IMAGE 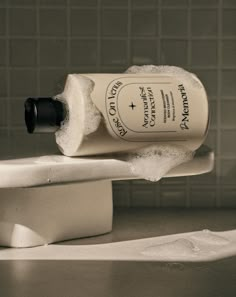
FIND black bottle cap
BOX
[24,97,66,133]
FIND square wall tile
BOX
[39,0,67,5]
[209,100,217,128]
[71,9,97,36]
[131,9,157,36]
[223,9,236,36]
[101,39,127,66]
[9,98,25,127]
[10,39,37,66]
[100,66,127,73]
[161,40,188,66]
[9,0,37,5]
[222,41,236,67]
[161,188,186,207]
[71,0,97,6]
[191,40,217,66]
[102,9,128,36]
[191,0,218,6]
[113,184,130,207]
[39,9,67,36]
[9,8,36,36]
[0,40,6,66]
[132,39,157,65]
[191,9,217,36]
[0,130,9,156]
[221,159,236,185]
[70,40,97,66]
[190,189,216,207]
[132,0,156,7]
[161,0,188,6]
[0,69,7,97]
[101,0,128,7]
[161,9,187,36]
[39,69,67,96]
[0,100,7,127]
[132,188,155,207]
[222,70,236,97]
[221,130,236,157]
[9,131,39,157]
[223,0,236,7]
[221,100,236,127]
[36,134,59,155]
[40,39,67,66]
[132,180,157,186]
[161,176,187,185]
[193,70,218,96]
[220,189,236,207]
[0,8,6,35]
[10,69,37,97]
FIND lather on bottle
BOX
[24,66,209,157]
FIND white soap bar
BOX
[0,145,214,188]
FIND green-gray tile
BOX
[39,9,67,36]
[70,39,97,66]
[40,39,67,66]
[70,9,97,36]
[102,9,128,36]
[10,39,37,66]
[9,8,37,36]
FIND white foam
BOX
[124,65,203,181]
[2,229,236,261]
[54,66,203,167]
[190,229,230,246]
[55,74,101,156]
[141,238,200,258]
[126,144,194,182]
[125,64,202,89]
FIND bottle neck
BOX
[24,97,66,134]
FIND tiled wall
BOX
[0,0,235,207]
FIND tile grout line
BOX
[216,0,223,207]
[3,5,236,9]
[96,0,101,72]
[1,35,236,41]
[5,1,10,146]
[185,0,192,208]
[127,0,132,207]
[157,0,161,63]
[36,0,40,95]
[36,0,41,154]
[66,0,71,72]
[155,0,162,207]
[127,0,131,68]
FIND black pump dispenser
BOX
[24,97,66,133]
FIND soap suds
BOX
[189,229,230,246]
[2,229,236,261]
[123,65,202,182]
[142,238,200,258]
[125,64,202,89]
[126,144,194,182]
[55,74,101,156]
[55,66,204,174]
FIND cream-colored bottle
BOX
[25,67,209,156]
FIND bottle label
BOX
[104,76,191,142]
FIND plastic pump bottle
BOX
[24,67,209,157]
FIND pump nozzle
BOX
[24,97,65,133]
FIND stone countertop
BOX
[0,208,236,297]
